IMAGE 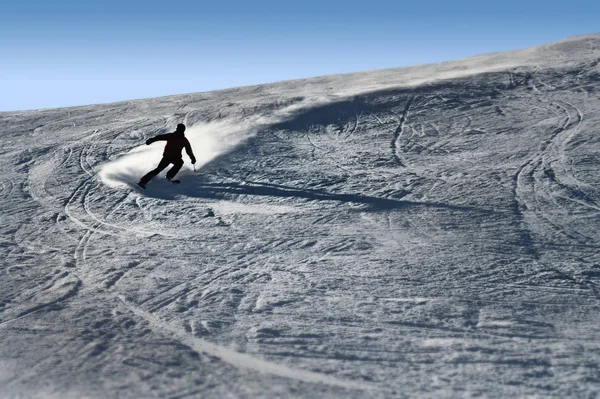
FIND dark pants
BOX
[140,157,184,184]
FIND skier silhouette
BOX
[138,123,196,188]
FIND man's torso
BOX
[163,133,189,158]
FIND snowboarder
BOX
[138,123,196,188]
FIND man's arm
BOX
[146,134,169,145]
[184,139,196,164]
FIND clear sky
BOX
[1,0,598,111]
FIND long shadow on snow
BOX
[142,177,496,215]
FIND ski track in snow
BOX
[118,295,379,392]
[2,34,600,398]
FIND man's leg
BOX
[140,158,171,184]
[166,158,184,180]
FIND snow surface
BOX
[2,33,600,398]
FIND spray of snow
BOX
[99,119,254,188]
[98,98,332,188]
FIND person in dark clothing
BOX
[138,123,196,188]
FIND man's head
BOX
[176,123,186,134]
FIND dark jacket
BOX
[147,132,196,162]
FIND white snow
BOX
[1,33,600,398]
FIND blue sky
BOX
[1,0,598,111]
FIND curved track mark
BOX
[119,295,378,392]
[391,96,416,167]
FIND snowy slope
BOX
[1,34,600,398]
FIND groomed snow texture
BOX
[1,34,600,398]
